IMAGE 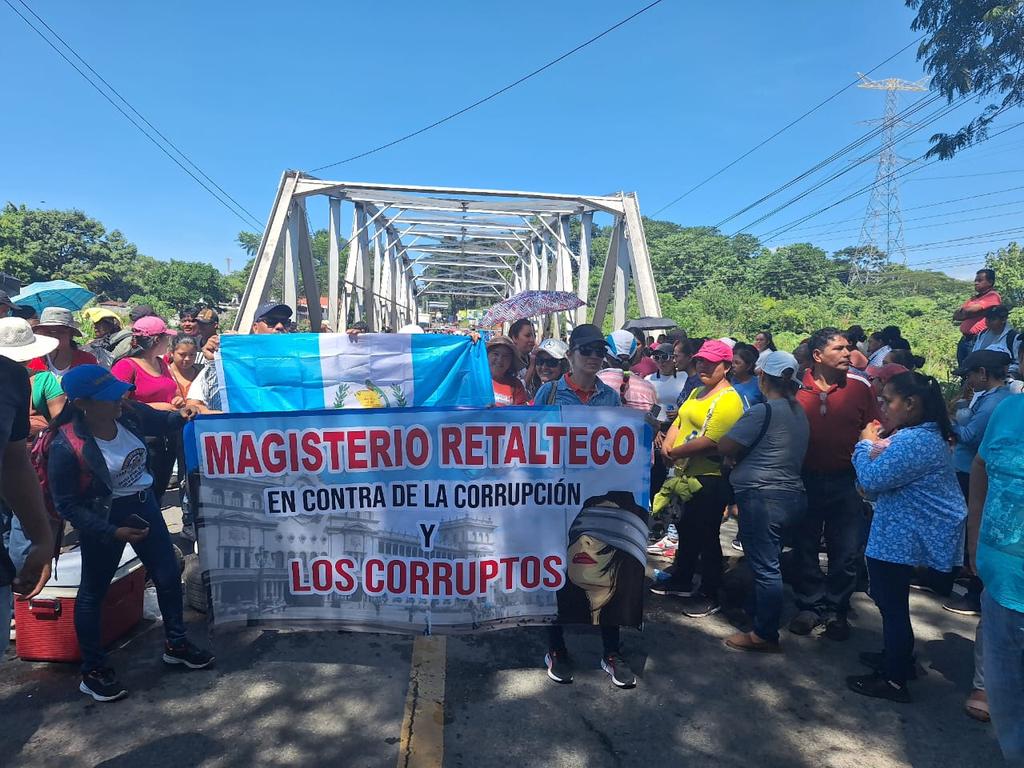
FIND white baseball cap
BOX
[536,338,569,360]
[759,350,799,378]
[0,317,59,362]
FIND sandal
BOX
[964,689,990,722]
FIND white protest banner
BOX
[184,405,652,633]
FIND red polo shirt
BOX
[797,369,880,474]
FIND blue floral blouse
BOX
[853,422,967,571]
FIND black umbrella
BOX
[623,316,677,331]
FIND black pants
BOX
[547,624,620,655]
[671,474,730,598]
[867,557,915,684]
[791,470,867,618]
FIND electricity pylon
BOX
[854,74,929,280]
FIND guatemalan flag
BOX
[214,333,494,413]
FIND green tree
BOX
[0,203,156,298]
[986,241,1024,305]
[831,245,889,283]
[140,259,229,311]
[908,1,1024,158]
[747,243,838,298]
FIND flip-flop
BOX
[965,689,990,722]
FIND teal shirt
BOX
[976,395,1024,612]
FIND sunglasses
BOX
[535,356,560,368]
[652,353,670,361]
[574,345,607,358]
[259,316,289,327]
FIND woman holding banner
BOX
[533,324,638,689]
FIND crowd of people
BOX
[0,268,1022,762]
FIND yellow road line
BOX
[397,635,447,768]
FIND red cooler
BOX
[15,545,146,663]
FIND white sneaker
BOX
[646,535,678,553]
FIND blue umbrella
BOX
[13,280,95,312]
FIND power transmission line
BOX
[769,183,1024,238]
[307,0,667,174]
[715,91,948,230]
[754,116,1024,242]
[649,35,926,217]
[731,95,968,235]
[4,0,264,231]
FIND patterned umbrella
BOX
[480,290,584,327]
[13,280,95,312]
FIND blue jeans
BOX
[867,557,915,684]
[736,489,806,643]
[792,470,867,618]
[76,491,186,674]
[982,590,1024,763]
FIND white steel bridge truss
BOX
[235,171,660,334]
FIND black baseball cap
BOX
[568,323,608,350]
[985,304,1010,319]
[255,303,292,323]
[954,349,1012,376]
[130,304,155,322]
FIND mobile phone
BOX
[122,514,150,530]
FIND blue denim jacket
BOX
[533,375,621,407]
[952,385,1013,474]
[47,402,183,541]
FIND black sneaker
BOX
[788,610,822,635]
[823,615,851,641]
[681,593,721,618]
[730,539,743,552]
[846,672,911,703]
[858,650,920,680]
[601,653,637,688]
[544,649,574,684]
[163,640,215,670]
[649,579,697,597]
[943,593,981,616]
[80,667,128,702]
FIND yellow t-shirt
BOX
[671,385,744,477]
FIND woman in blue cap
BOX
[47,365,213,702]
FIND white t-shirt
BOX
[645,371,687,410]
[95,425,153,497]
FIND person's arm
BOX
[47,440,119,541]
[2,439,54,598]
[718,405,765,458]
[951,396,999,452]
[46,394,67,421]
[966,455,987,572]
[123,400,186,438]
[852,431,934,494]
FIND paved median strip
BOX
[398,635,447,768]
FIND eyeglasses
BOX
[575,345,606,358]
[535,356,560,368]
[652,353,670,361]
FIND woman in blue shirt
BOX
[847,371,966,702]
[729,344,764,410]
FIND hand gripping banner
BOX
[184,405,653,634]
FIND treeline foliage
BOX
[588,217,993,378]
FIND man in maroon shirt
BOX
[789,328,880,641]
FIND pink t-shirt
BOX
[110,357,177,405]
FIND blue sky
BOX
[3,0,1022,280]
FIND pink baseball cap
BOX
[132,315,175,337]
[865,363,908,383]
[692,339,735,364]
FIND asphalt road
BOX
[0,508,1007,768]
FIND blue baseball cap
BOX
[62,365,134,402]
[255,303,293,323]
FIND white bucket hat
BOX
[0,317,59,362]
[36,307,82,336]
